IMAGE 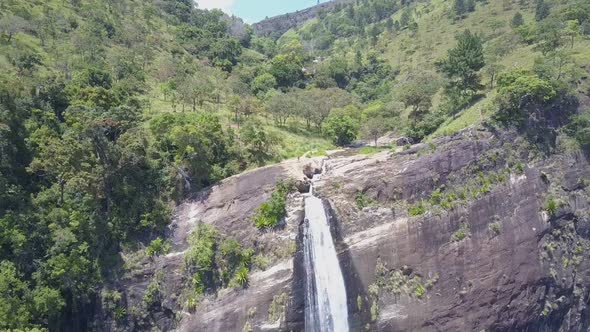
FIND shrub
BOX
[253,180,295,229]
[355,191,373,209]
[566,109,590,148]
[451,223,470,242]
[545,196,559,216]
[229,266,249,288]
[408,201,426,216]
[494,70,556,123]
[186,223,255,294]
[414,283,425,299]
[145,238,171,257]
[489,222,501,235]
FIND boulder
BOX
[295,179,311,193]
[395,136,414,146]
[303,163,321,179]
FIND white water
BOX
[303,165,349,332]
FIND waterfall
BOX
[303,165,349,332]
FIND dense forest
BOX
[1,0,590,330]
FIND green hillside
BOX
[0,0,589,330]
[280,0,590,140]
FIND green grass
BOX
[358,146,388,155]
[432,95,494,137]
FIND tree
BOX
[269,53,303,87]
[324,106,360,146]
[436,30,485,96]
[535,0,550,21]
[536,18,564,55]
[484,54,505,89]
[251,73,277,96]
[466,0,476,13]
[511,12,525,28]
[535,49,574,81]
[265,92,297,126]
[494,70,557,123]
[0,15,27,42]
[453,0,466,18]
[400,7,412,28]
[240,120,278,165]
[396,71,441,122]
[564,20,581,48]
[362,117,388,146]
[304,88,357,130]
[178,74,214,111]
[229,95,259,127]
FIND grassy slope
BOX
[290,0,590,139]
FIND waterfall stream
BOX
[303,165,349,332]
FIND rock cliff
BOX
[252,0,352,38]
[108,126,590,332]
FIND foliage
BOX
[253,181,295,229]
[185,223,254,294]
[240,120,280,165]
[493,70,557,123]
[324,106,360,146]
[566,109,590,148]
[436,30,485,113]
[146,238,171,258]
[545,196,559,216]
[269,53,304,87]
[451,223,471,242]
[355,191,374,210]
[408,201,426,216]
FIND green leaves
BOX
[185,224,254,294]
[436,30,485,93]
[494,70,557,123]
[324,106,360,146]
[253,180,294,229]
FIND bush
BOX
[451,223,470,242]
[545,196,559,216]
[489,222,501,235]
[408,201,426,216]
[185,224,255,294]
[566,109,590,148]
[229,266,249,288]
[494,70,556,123]
[253,180,295,229]
[324,106,360,146]
[145,238,171,257]
[355,191,373,209]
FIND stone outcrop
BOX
[318,128,590,331]
[108,126,590,332]
[252,0,352,38]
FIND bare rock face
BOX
[105,158,322,332]
[252,0,353,38]
[108,127,590,332]
[319,128,590,331]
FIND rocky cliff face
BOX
[107,126,590,332]
[318,128,590,331]
[252,0,352,38]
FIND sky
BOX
[196,0,328,23]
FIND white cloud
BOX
[196,0,235,13]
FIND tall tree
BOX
[535,0,550,21]
[436,30,485,93]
